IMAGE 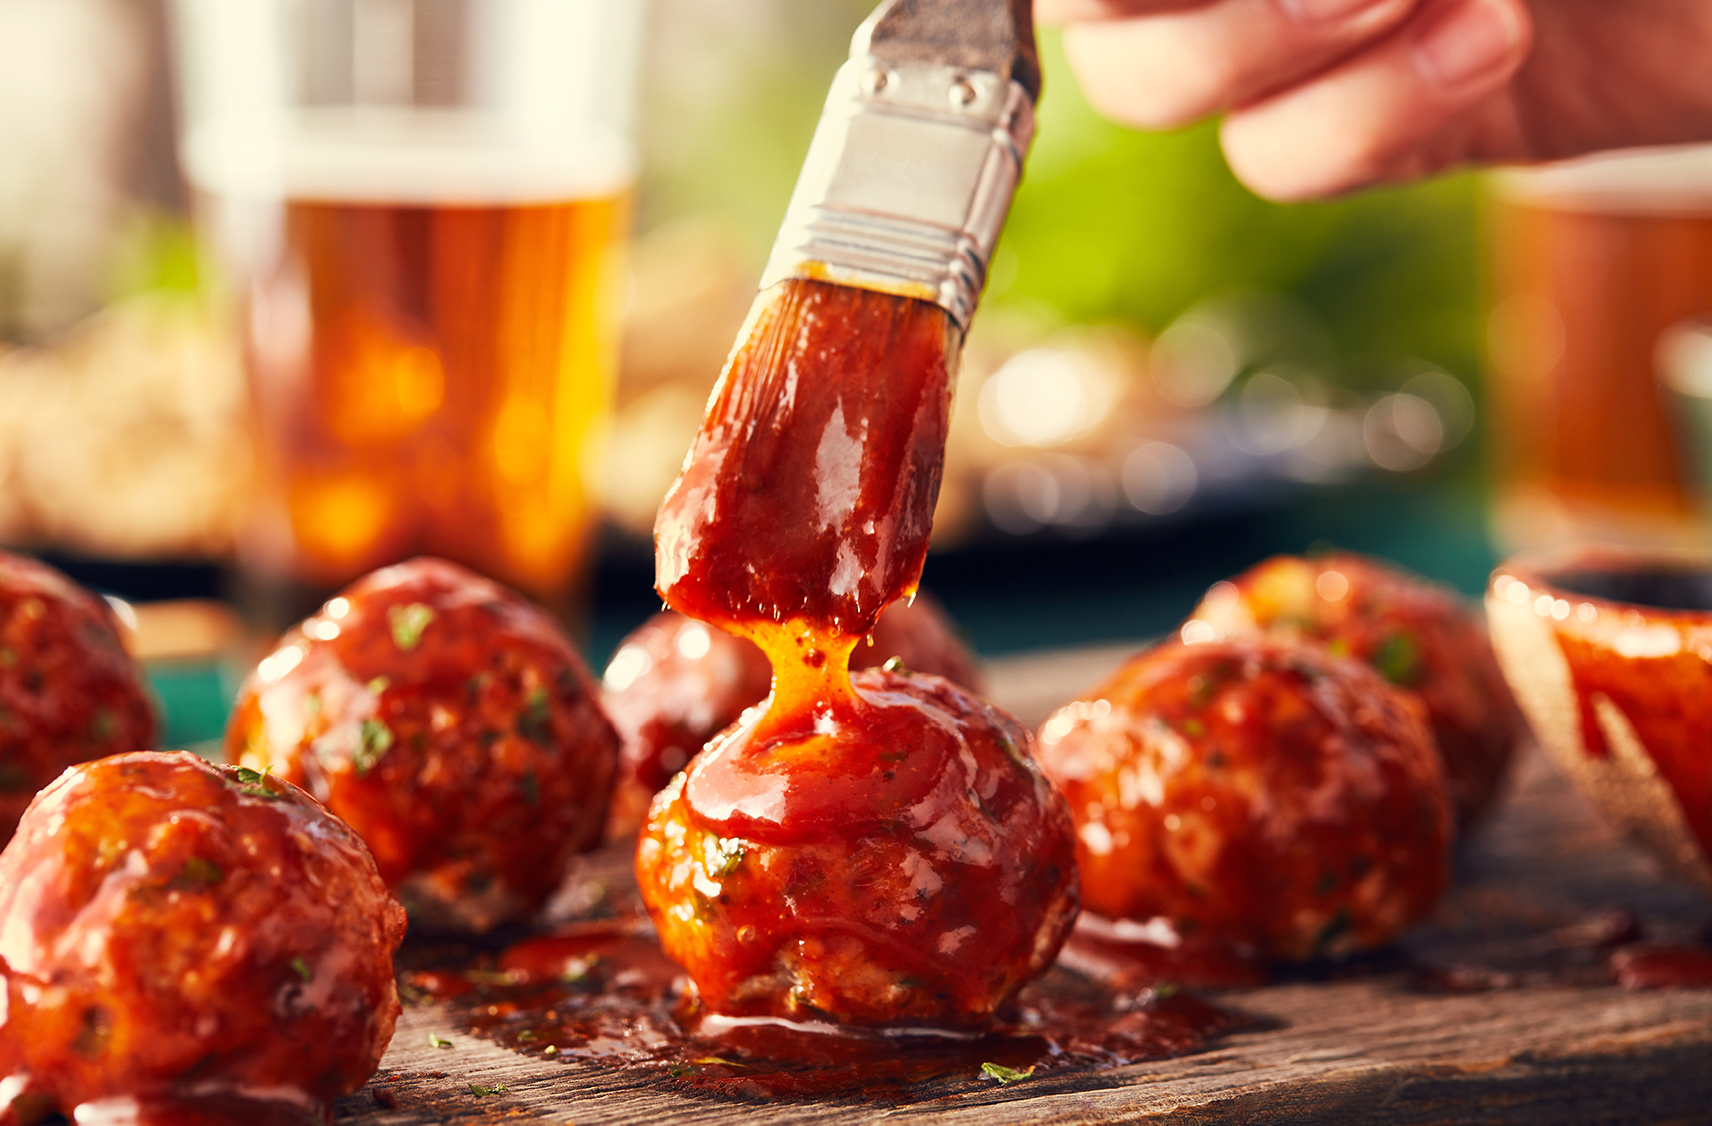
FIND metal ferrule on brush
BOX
[757,54,1036,333]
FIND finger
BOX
[1057,0,1420,130]
[1220,0,1532,199]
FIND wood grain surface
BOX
[333,643,1712,1125]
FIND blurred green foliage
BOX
[107,206,201,302]
[996,32,1484,393]
[641,17,1486,399]
[638,0,874,248]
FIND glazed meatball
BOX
[603,594,982,837]
[0,751,406,1123]
[226,557,619,932]
[601,613,771,841]
[1036,637,1450,962]
[0,551,154,840]
[637,668,1078,1030]
[1189,553,1521,827]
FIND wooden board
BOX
[333,643,1712,1125]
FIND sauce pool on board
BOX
[432,919,1244,1099]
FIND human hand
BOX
[1037,0,1712,199]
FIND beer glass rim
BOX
[1490,143,1712,215]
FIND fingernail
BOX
[1412,0,1522,90]
[1278,0,1390,23]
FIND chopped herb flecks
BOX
[980,1062,1035,1083]
[516,685,551,745]
[181,857,224,887]
[429,1033,453,1049]
[1375,630,1419,686]
[90,708,117,741]
[468,1083,507,1098]
[1315,907,1352,952]
[354,718,394,776]
[388,603,436,651]
[463,968,524,987]
[232,766,279,800]
[71,1005,110,1058]
[290,956,313,983]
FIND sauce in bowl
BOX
[1488,551,1712,891]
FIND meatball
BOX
[602,612,769,842]
[0,751,406,1123]
[1188,553,1521,827]
[226,557,619,932]
[1036,637,1450,962]
[0,551,154,840]
[636,668,1078,1030]
[603,594,983,837]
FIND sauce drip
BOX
[648,276,959,876]
[650,277,957,852]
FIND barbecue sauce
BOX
[654,278,954,643]
[1609,945,1712,989]
[0,753,406,1126]
[651,279,959,848]
[648,277,959,874]
[1524,564,1712,870]
[439,918,1244,1100]
[640,278,1084,1031]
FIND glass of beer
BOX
[1486,146,1712,554]
[171,0,643,627]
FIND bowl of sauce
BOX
[1486,551,1712,893]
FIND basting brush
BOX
[655,0,1041,660]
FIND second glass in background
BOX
[1487,146,1712,555]
[172,0,643,628]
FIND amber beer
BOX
[241,188,628,616]
[171,0,642,625]
[1487,147,1712,552]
